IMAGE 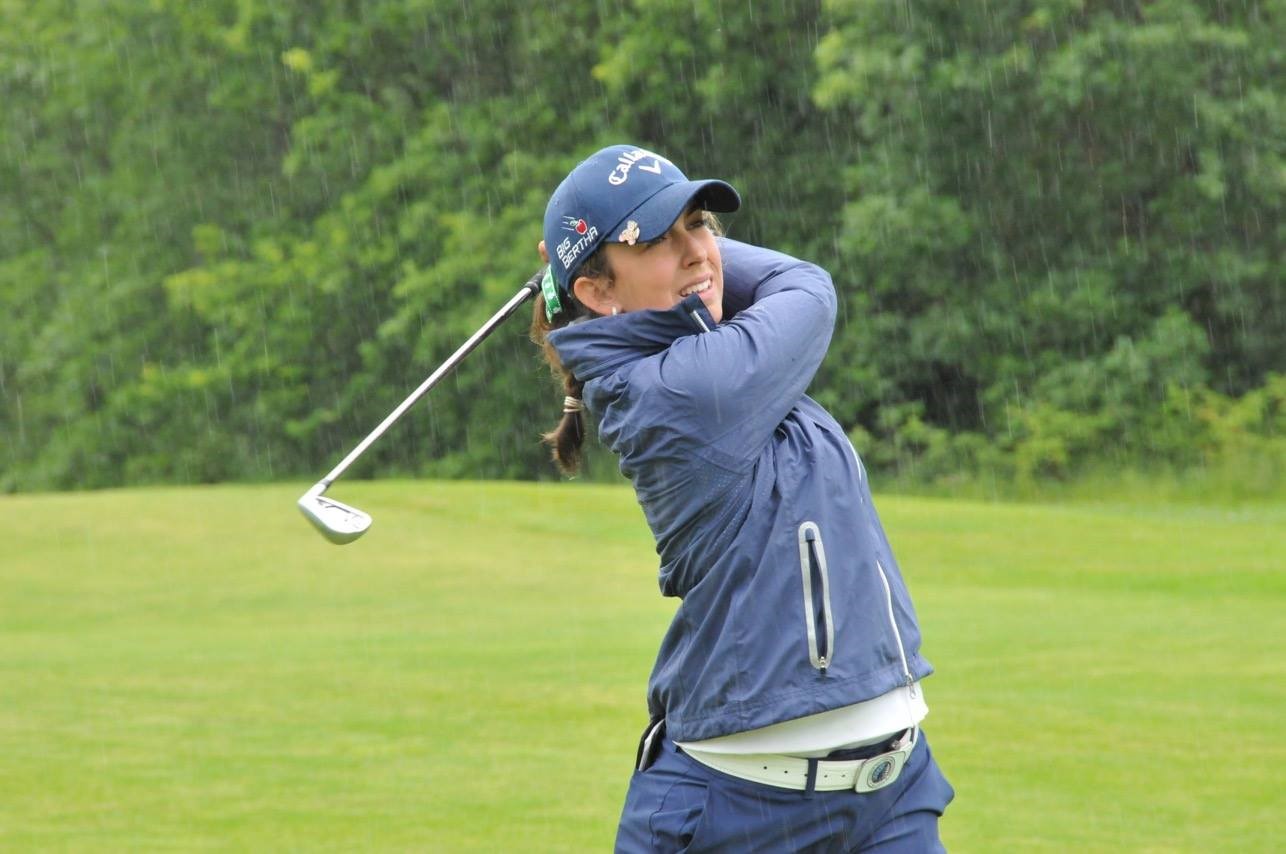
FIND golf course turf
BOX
[2,481,1281,850]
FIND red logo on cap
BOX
[561,215,591,235]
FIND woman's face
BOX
[579,206,724,324]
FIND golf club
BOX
[298,270,543,544]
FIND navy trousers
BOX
[614,731,954,853]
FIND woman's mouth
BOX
[679,278,712,298]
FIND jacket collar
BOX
[547,294,716,382]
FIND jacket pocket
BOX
[797,521,834,671]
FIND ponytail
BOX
[529,234,636,475]
[545,375,587,476]
[530,288,593,476]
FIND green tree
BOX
[814,0,1283,471]
[2,0,1280,492]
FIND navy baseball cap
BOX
[542,144,740,308]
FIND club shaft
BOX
[318,277,541,488]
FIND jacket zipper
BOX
[847,435,917,696]
[797,522,834,672]
[875,558,917,695]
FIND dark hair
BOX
[528,210,723,475]
[529,248,612,475]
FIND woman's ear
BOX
[537,240,550,264]
[572,275,615,317]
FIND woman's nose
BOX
[680,229,707,264]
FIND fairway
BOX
[2,482,1282,851]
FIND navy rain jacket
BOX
[547,239,933,742]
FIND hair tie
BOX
[562,395,584,414]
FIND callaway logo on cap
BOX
[541,144,740,319]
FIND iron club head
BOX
[298,484,372,545]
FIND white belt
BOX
[682,728,917,793]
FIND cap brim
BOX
[608,179,741,244]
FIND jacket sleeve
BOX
[652,239,838,465]
[717,237,835,322]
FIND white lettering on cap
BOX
[607,148,667,186]
[556,225,600,268]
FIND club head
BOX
[298,485,372,545]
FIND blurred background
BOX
[3,4,1283,850]
[1,0,1281,497]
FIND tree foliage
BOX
[1,0,1281,493]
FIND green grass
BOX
[2,481,1282,851]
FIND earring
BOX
[611,306,620,316]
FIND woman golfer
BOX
[531,145,954,852]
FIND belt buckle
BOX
[853,728,916,793]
